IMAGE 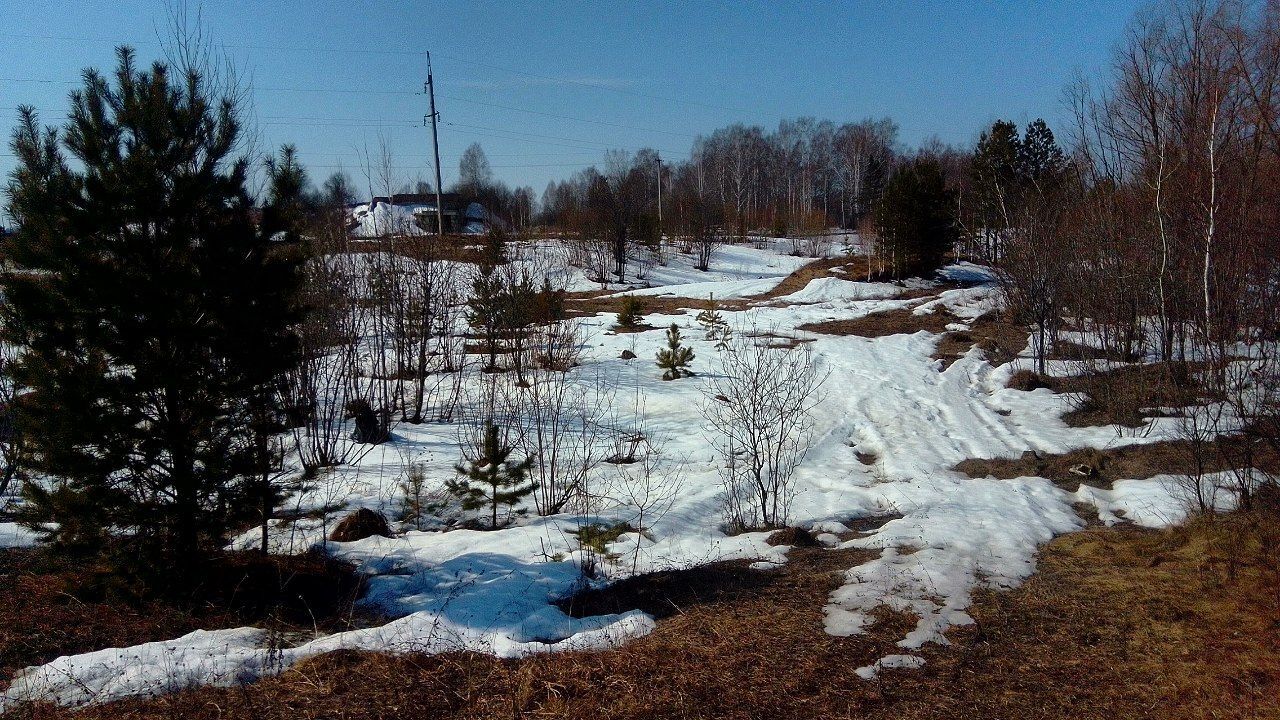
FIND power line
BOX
[0,32,745,114]
[437,94,697,138]
[3,80,697,140]
[443,121,682,155]
[429,51,749,115]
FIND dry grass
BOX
[754,254,869,301]
[933,311,1030,369]
[1008,362,1209,428]
[347,236,492,266]
[0,550,237,685]
[797,306,957,338]
[15,510,1280,719]
[563,253,983,321]
[953,435,1280,491]
[0,548,363,686]
[563,254,868,318]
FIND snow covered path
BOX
[0,252,1209,709]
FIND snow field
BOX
[0,241,1226,707]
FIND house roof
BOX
[370,192,463,210]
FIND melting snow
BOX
[1,240,1223,708]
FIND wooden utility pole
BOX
[425,51,444,238]
[656,152,663,241]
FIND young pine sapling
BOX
[448,423,537,529]
[656,324,695,380]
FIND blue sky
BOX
[1,1,1143,199]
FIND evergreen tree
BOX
[448,423,536,529]
[656,324,695,380]
[695,293,732,349]
[1018,119,1067,192]
[1,48,300,576]
[969,120,1023,261]
[534,277,565,324]
[467,254,508,372]
[616,296,645,329]
[875,158,957,279]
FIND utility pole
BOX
[424,51,445,238]
[656,152,663,242]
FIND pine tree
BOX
[448,423,536,529]
[875,158,957,279]
[616,296,645,329]
[1,48,300,576]
[969,119,1024,262]
[1018,119,1067,192]
[695,293,732,348]
[656,324,695,380]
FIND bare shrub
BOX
[701,327,827,530]
[514,359,615,517]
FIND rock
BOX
[329,508,391,542]
[620,349,637,360]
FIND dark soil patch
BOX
[328,508,391,542]
[194,551,365,628]
[765,526,820,547]
[745,330,813,349]
[798,306,957,338]
[843,513,906,536]
[559,557,780,620]
[609,323,662,334]
[564,292,709,318]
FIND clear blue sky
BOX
[1,1,1143,199]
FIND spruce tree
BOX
[2,48,300,576]
[656,324,695,380]
[448,423,536,529]
[466,257,508,372]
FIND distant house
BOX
[349,192,499,238]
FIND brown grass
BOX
[0,549,364,686]
[563,254,871,318]
[754,254,869,301]
[933,311,1030,369]
[953,434,1280,491]
[1009,362,1210,428]
[16,513,1280,720]
[0,549,236,685]
[563,253,986,321]
[797,306,957,338]
[348,235,492,266]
